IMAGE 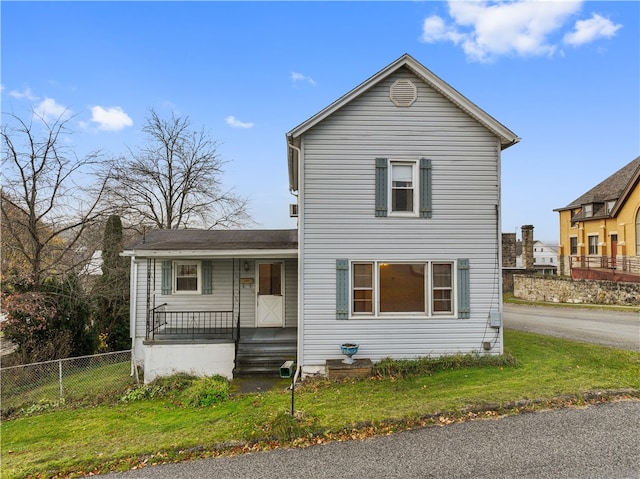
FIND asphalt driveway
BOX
[503,303,640,351]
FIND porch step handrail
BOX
[148,303,168,337]
[147,310,236,340]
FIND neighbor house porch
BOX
[569,255,640,283]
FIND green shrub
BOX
[20,399,64,416]
[180,375,230,407]
[120,385,165,402]
[375,352,517,378]
[152,374,198,392]
[120,374,198,403]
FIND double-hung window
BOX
[352,263,374,313]
[588,235,598,255]
[569,237,578,255]
[160,260,213,295]
[431,263,453,313]
[350,261,455,317]
[375,158,432,218]
[175,261,200,293]
[390,162,416,214]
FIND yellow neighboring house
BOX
[555,156,640,279]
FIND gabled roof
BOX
[555,156,640,218]
[286,53,520,191]
[123,229,298,257]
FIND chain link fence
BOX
[1,350,138,415]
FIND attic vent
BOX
[390,79,417,107]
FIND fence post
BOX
[59,359,63,402]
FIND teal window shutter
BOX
[457,259,470,319]
[202,260,213,295]
[336,259,349,319]
[161,261,172,295]
[419,158,432,218]
[375,158,388,217]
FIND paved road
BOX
[503,303,640,351]
[104,400,640,478]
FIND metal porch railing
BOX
[569,255,640,274]
[147,307,236,340]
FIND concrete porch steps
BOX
[234,328,297,378]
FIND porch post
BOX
[145,258,152,340]
[235,258,241,342]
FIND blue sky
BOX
[2,1,638,242]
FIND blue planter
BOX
[340,343,359,364]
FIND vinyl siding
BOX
[299,68,503,366]
[284,258,298,327]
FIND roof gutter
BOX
[501,137,521,151]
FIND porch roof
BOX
[123,229,298,258]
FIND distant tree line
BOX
[1,109,249,364]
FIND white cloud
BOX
[225,115,255,129]
[34,98,69,122]
[90,106,133,131]
[420,1,620,62]
[9,87,39,101]
[290,72,317,86]
[563,13,622,46]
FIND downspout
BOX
[293,363,301,385]
[288,139,301,197]
[287,138,304,377]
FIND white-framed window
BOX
[390,161,417,215]
[352,263,374,313]
[431,263,453,313]
[174,261,200,293]
[588,235,598,255]
[350,261,455,317]
[375,157,432,219]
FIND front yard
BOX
[2,329,639,478]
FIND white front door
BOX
[257,262,284,327]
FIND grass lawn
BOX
[2,329,639,479]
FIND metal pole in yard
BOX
[291,375,295,416]
[59,359,63,402]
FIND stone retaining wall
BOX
[514,275,640,306]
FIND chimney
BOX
[502,233,516,267]
[521,225,534,270]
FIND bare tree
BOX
[1,111,109,288]
[105,109,249,230]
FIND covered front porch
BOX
[124,229,299,382]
